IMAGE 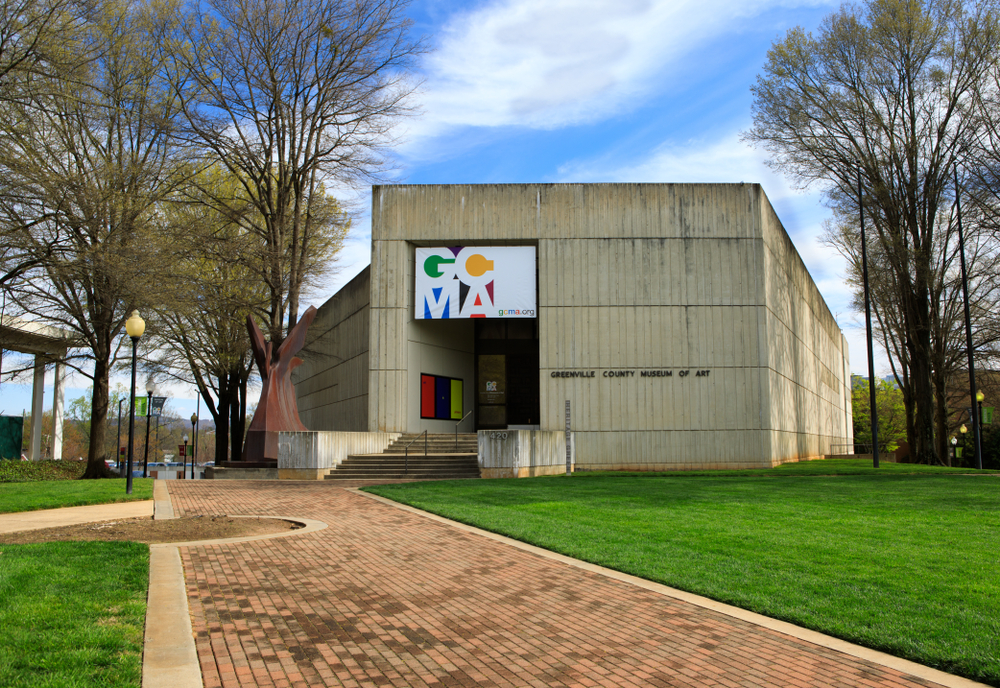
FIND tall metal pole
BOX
[954,171,982,470]
[126,337,138,494]
[116,398,124,477]
[194,395,200,474]
[859,169,879,468]
[142,390,152,478]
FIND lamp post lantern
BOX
[142,384,153,478]
[124,310,145,494]
[950,436,958,465]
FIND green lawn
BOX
[365,465,1000,686]
[0,541,148,688]
[0,479,153,514]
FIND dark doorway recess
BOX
[475,319,539,429]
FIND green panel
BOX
[0,416,23,460]
[134,397,148,417]
[984,407,994,425]
[451,380,463,419]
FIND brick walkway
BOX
[168,481,949,688]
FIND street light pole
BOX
[189,414,197,480]
[858,168,879,468]
[116,397,124,477]
[954,171,982,470]
[182,434,189,480]
[142,385,153,478]
[977,391,985,461]
[124,311,145,494]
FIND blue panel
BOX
[435,377,450,419]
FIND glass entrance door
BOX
[474,319,539,429]
[477,354,506,428]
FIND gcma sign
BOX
[415,246,536,319]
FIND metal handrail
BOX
[403,430,427,474]
[455,410,473,449]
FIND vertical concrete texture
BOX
[478,429,574,478]
[294,267,371,431]
[304,183,851,469]
[276,430,401,479]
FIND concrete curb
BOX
[351,488,990,688]
[143,510,328,688]
[153,480,174,520]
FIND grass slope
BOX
[0,541,148,687]
[365,469,1000,686]
[0,479,153,514]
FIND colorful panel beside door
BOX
[420,373,464,420]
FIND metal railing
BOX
[455,410,473,450]
[403,430,427,475]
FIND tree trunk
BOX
[215,371,231,464]
[81,356,112,479]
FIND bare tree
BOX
[0,0,197,477]
[745,0,1000,464]
[148,165,347,461]
[175,0,421,348]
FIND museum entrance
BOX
[475,319,539,429]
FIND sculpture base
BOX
[243,429,279,463]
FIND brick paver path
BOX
[169,481,948,688]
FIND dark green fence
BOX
[0,415,24,460]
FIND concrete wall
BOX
[758,194,853,461]
[277,430,400,480]
[367,183,851,469]
[478,429,573,478]
[295,267,371,431]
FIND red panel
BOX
[421,375,435,418]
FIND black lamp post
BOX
[182,434,189,479]
[190,413,197,479]
[977,391,986,458]
[124,310,145,494]
[954,172,982,470]
[858,168,879,467]
[142,383,153,478]
[115,397,124,477]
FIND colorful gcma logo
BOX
[415,246,536,319]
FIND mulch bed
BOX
[0,515,302,544]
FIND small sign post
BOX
[565,400,571,476]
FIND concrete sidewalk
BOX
[0,498,153,534]
[166,481,989,688]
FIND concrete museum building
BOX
[293,183,853,475]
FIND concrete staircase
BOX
[325,433,480,481]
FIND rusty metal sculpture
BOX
[243,306,317,463]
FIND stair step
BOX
[325,434,481,480]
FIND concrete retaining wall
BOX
[277,431,401,480]
[478,430,573,479]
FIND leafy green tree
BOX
[852,378,908,454]
[0,0,197,477]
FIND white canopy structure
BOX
[0,316,80,460]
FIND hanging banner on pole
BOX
[150,397,166,417]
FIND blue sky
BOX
[1,0,880,421]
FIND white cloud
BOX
[398,0,834,155]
